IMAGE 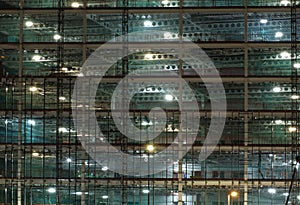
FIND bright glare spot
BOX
[280,0,290,5]
[25,21,34,27]
[289,127,297,132]
[146,144,155,152]
[66,158,72,163]
[291,95,300,100]
[144,20,153,27]
[59,127,68,133]
[230,191,238,197]
[59,96,66,101]
[32,55,42,61]
[275,120,284,125]
[280,51,290,58]
[283,193,289,196]
[275,31,283,38]
[28,119,36,126]
[47,188,56,193]
[32,152,39,157]
[4,120,8,125]
[71,2,80,8]
[29,86,38,92]
[141,121,148,126]
[144,53,154,60]
[272,86,281,93]
[102,166,108,171]
[260,19,268,24]
[161,0,170,5]
[268,188,276,194]
[294,63,300,68]
[297,195,300,200]
[165,94,173,101]
[164,32,173,39]
[142,189,150,194]
[141,120,153,126]
[102,195,109,199]
[53,34,62,40]
[75,192,82,195]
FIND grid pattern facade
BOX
[0,0,300,204]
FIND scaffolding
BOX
[0,0,299,204]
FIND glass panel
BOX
[183,13,244,42]
[248,82,292,110]
[0,0,19,8]
[248,12,291,42]
[23,14,83,42]
[248,47,292,76]
[0,14,19,43]
[184,0,244,7]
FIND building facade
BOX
[0,0,299,204]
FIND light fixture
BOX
[53,34,62,40]
[75,191,88,195]
[165,94,173,101]
[275,120,284,125]
[71,2,80,8]
[61,67,68,72]
[143,20,153,27]
[161,0,170,5]
[32,152,39,157]
[141,120,153,126]
[142,189,150,194]
[59,96,66,101]
[32,55,42,61]
[230,190,238,197]
[294,63,300,68]
[47,188,56,193]
[102,195,109,199]
[280,0,290,5]
[272,86,281,93]
[288,126,297,132]
[275,31,283,38]
[260,19,268,24]
[291,95,299,100]
[102,166,108,171]
[144,53,154,60]
[29,86,38,92]
[146,144,155,152]
[28,119,36,126]
[280,51,290,58]
[25,21,34,27]
[164,32,173,39]
[268,188,276,194]
[66,158,72,163]
[58,127,68,133]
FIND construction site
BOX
[0,0,300,204]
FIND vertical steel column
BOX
[243,0,249,204]
[17,0,25,205]
[81,1,87,205]
[290,0,298,163]
[285,0,298,204]
[121,0,129,204]
[178,0,184,204]
[56,0,64,204]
